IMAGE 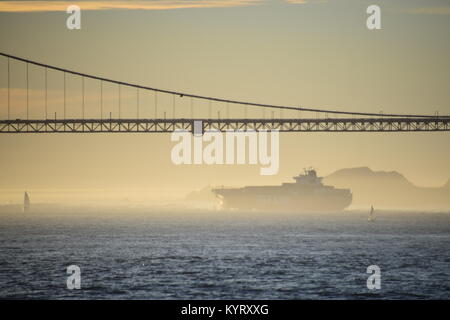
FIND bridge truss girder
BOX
[0,118,449,133]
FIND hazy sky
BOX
[0,0,449,198]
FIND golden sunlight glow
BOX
[0,0,261,12]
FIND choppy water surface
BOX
[0,210,449,299]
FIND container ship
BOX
[212,169,352,212]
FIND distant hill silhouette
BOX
[323,167,450,209]
[445,179,450,189]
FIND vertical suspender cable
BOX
[137,88,139,119]
[154,91,158,119]
[63,72,66,120]
[118,84,121,119]
[172,94,175,118]
[7,57,10,120]
[26,63,29,120]
[100,80,103,120]
[190,97,193,119]
[45,67,48,120]
[208,100,211,119]
[82,76,85,119]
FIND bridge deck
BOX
[0,118,449,133]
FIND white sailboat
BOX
[23,191,31,213]
[368,205,375,222]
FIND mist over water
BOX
[0,207,449,299]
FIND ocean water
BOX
[0,209,449,299]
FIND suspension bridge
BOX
[0,52,449,134]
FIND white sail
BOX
[368,205,375,221]
[23,191,30,213]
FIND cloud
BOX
[0,0,261,12]
[285,0,326,3]
[284,0,307,3]
[407,6,450,15]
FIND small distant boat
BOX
[23,191,31,213]
[368,205,375,222]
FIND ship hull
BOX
[218,193,352,213]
